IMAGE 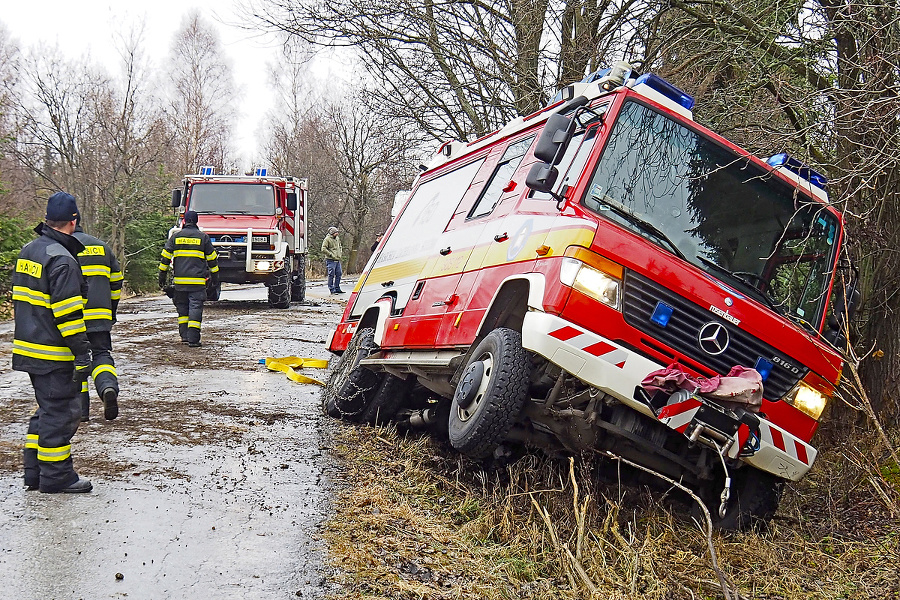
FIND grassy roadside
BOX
[323,423,899,599]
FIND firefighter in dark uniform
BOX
[73,214,123,421]
[13,191,93,493]
[158,210,219,347]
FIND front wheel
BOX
[448,328,530,459]
[697,467,785,532]
[268,264,290,308]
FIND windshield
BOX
[582,100,840,326]
[189,183,276,215]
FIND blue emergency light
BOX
[634,73,695,111]
[255,167,267,177]
[651,302,674,327]
[199,166,214,175]
[765,153,827,190]
[754,357,774,382]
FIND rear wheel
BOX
[448,328,529,458]
[291,255,306,302]
[268,264,290,308]
[358,375,412,425]
[322,327,381,420]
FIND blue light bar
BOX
[255,167,267,177]
[199,166,214,175]
[765,153,827,190]
[634,73,695,111]
[754,358,774,382]
[651,302,674,327]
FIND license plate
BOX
[252,236,268,242]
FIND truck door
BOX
[348,158,486,339]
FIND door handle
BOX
[381,280,395,287]
[439,247,451,256]
[494,232,508,242]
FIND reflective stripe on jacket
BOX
[12,224,91,374]
[73,228,123,333]
[159,223,219,291]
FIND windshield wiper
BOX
[592,196,687,261]
[695,257,786,315]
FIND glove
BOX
[210,273,219,287]
[159,271,167,289]
[73,354,91,384]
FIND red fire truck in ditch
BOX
[170,168,308,307]
[324,63,857,530]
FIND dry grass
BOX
[323,424,900,600]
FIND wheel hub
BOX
[455,354,493,422]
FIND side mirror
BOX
[525,162,559,193]
[286,192,298,211]
[171,189,182,208]
[534,113,574,165]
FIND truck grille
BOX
[622,271,806,401]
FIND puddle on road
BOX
[0,291,345,599]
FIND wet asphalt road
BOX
[0,280,348,599]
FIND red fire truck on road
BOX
[170,168,308,307]
[324,63,857,530]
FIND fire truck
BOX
[170,168,308,307]
[323,63,858,530]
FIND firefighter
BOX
[13,191,93,493]
[73,212,123,421]
[322,226,345,294]
[158,210,219,347]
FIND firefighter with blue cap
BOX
[73,210,123,421]
[158,210,219,347]
[13,191,93,493]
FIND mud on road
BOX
[0,282,346,599]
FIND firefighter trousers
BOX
[80,331,118,420]
[24,369,82,492]
[174,289,206,344]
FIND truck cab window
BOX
[582,100,839,326]
[467,136,535,219]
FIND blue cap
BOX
[46,191,79,222]
[184,210,199,224]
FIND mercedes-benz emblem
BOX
[220,235,233,243]
[698,322,730,355]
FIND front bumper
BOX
[521,311,817,481]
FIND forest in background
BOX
[1,0,899,435]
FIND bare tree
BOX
[166,11,237,175]
[246,0,653,143]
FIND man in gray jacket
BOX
[321,226,344,294]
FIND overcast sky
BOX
[1,0,339,171]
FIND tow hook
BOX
[719,475,732,518]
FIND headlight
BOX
[560,256,621,310]
[784,382,829,420]
[255,260,272,271]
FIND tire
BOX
[698,467,785,532]
[322,327,381,419]
[358,375,412,425]
[268,264,290,308]
[291,255,306,302]
[448,328,530,458]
